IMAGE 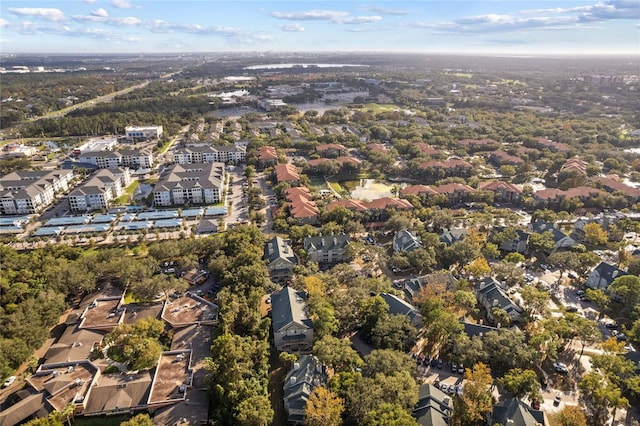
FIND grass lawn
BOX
[360,103,401,113]
[328,181,343,193]
[114,181,140,205]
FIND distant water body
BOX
[244,63,368,70]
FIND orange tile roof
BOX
[415,142,437,155]
[275,164,300,182]
[420,159,472,170]
[478,181,522,193]
[401,185,438,197]
[285,187,312,202]
[366,143,387,153]
[336,156,362,165]
[258,146,277,161]
[458,138,499,147]
[363,197,413,210]
[327,199,367,212]
[591,176,640,197]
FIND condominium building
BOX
[173,145,246,165]
[68,168,130,212]
[79,149,153,169]
[0,170,74,215]
[125,125,163,140]
[153,163,225,206]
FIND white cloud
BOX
[271,10,349,21]
[277,23,305,32]
[368,7,408,16]
[84,0,97,3]
[339,16,382,24]
[8,7,65,22]
[271,9,383,25]
[111,17,141,26]
[0,18,9,28]
[111,0,133,9]
[92,8,109,18]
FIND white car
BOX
[3,376,16,387]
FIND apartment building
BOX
[0,170,74,215]
[173,145,246,165]
[125,125,164,140]
[68,168,130,212]
[153,163,225,207]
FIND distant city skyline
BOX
[1,1,638,55]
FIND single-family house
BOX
[271,286,313,353]
[492,226,529,254]
[265,236,297,284]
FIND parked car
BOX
[576,289,585,296]
[554,393,562,406]
[436,359,443,369]
[3,376,16,388]
[456,384,464,395]
[605,322,618,330]
[439,384,448,393]
[458,364,464,374]
[451,363,458,373]
[553,362,569,374]
[617,333,628,341]
[430,358,438,368]
[531,399,541,410]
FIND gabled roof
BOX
[490,398,546,426]
[413,384,452,426]
[327,199,367,212]
[283,355,327,424]
[303,235,350,252]
[420,159,472,170]
[364,197,413,210]
[265,236,296,266]
[439,228,468,245]
[258,145,278,161]
[415,142,438,156]
[401,185,439,197]
[393,229,423,252]
[479,181,523,193]
[476,278,523,316]
[530,221,575,245]
[271,286,312,333]
[379,293,423,327]
[275,164,300,182]
[591,262,627,285]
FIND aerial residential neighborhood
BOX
[1,41,640,426]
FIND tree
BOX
[504,252,525,264]
[363,403,418,426]
[313,335,363,372]
[579,371,628,425]
[235,394,274,426]
[498,368,541,401]
[371,314,417,352]
[583,222,608,247]
[553,406,587,426]
[608,275,640,307]
[120,414,154,426]
[527,231,556,254]
[360,296,390,338]
[305,386,344,426]
[364,349,416,377]
[465,257,491,279]
[454,363,494,426]
[547,251,578,278]
[520,285,550,316]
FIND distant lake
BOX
[244,63,368,70]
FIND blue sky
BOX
[1,1,638,55]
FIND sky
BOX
[1,0,639,55]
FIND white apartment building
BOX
[0,170,74,215]
[153,163,224,207]
[68,168,130,212]
[173,145,246,165]
[79,149,153,170]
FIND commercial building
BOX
[125,125,163,140]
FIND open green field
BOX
[360,103,401,113]
[114,181,139,205]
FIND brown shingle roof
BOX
[401,185,438,197]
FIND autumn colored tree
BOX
[583,222,608,247]
[453,363,494,426]
[553,406,587,426]
[305,386,344,426]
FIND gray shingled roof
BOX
[283,355,327,424]
[265,236,296,266]
[303,234,350,251]
[271,287,312,333]
[393,229,423,252]
[413,384,452,426]
[379,293,423,327]
[491,398,546,426]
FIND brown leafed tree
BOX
[305,386,344,426]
